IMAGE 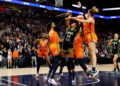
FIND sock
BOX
[114,68,116,71]
[72,71,75,80]
[85,70,89,75]
[49,65,51,69]
[59,58,66,74]
[92,67,96,71]
[59,68,63,75]
[68,71,72,78]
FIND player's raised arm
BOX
[108,39,113,46]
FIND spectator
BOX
[13,48,19,68]
[19,49,23,68]
[22,46,28,67]
[2,48,7,68]
[26,47,32,67]
[7,49,12,68]
[0,51,3,68]
[31,47,37,67]
[18,43,23,50]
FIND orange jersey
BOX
[38,40,48,51]
[84,33,98,44]
[83,17,98,44]
[74,33,83,48]
[49,43,60,56]
[13,50,19,58]
[83,18,95,35]
[48,28,59,44]
[48,28,60,56]
[74,33,84,58]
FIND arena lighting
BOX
[0,0,120,19]
[72,4,86,9]
[103,7,120,11]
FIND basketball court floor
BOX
[0,64,120,86]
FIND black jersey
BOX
[64,28,77,43]
[112,39,119,54]
[62,23,80,52]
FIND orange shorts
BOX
[84,33,98,45]
[50,43,60,56]
[74,47,84,59]
[38,50,48,57]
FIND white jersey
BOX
[8,51,12,59]
[0,55,2,62]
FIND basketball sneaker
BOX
[48,78,57,85]
[89,70,99,79]
[111,70,117,75]
[36,73,39,78]
[72,77,76,84]
[56,73,63,81]
[44,75,48,80]
[117,70,120,75]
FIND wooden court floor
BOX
[0,63,119,77]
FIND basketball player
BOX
[59,14,80,82]
[45,22,61,85]
[74,28,90,76]
[108,33,120,74]
[73,6,99,78]
[36,33,51,78]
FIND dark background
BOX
[20,0,120,16]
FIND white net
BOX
[55,0,63,7]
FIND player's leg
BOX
[45,55,51,68]
[77,58,89,75]
[59,51,66,75]
[47,45,59,81]
[59,42,68,75]
[88,42,98,78]
[117,62,120,74]
[68,49,75,81]
[10,58,12,67]
[48,54,60,85]
[112,54,119,74]
[85,33,98,78]
[47,62,54,80]
[50,55,60,79]
[8,59,9,68]
[36,57,43,78]
[75,48,90,75]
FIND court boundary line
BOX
[0,82,8,86]
[0,78,27,86]
[77,78,100,85]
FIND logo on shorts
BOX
[93,39,96,42]
[42,44,45,47]
[55,51,58,55]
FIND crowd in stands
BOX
[0,9,117,68]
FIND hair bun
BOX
[92,6,99,13]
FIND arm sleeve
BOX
[80,7,87,20]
